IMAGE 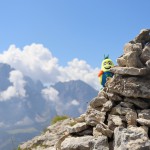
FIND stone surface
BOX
[101,100,113,112]
[108,114,125,131]
[67,122,88,134]
[125,111,137,126]
[89,136,109,150]
[61,136,94,150]
[107,92,123,102]
[140,44,150,63]
[110,66,148,76]
[85,106,106,126]
[123,43,142,54]
[108,75,150,98]
[133,29,150,45]
[114,126,150,150]
[124,97,150,109]
[138,109,150,119]
[96,122,113,138]
[137,118,150,127]
[110,104,133,116]
[90,96,108,108]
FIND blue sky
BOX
[0,0,149,68]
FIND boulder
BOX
[108,75,150,98]
[114,126,150,150]
[110,66,148,76]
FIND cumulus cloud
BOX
[0,44,100,90]
[0,70,26,101]
[71,99,80,106]
[41,87,59,102]
[15,116,33,126]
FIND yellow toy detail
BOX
[98,55,114,87]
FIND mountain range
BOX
[0,63,98,150]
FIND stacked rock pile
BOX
[19,29,150,150]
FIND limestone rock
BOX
[67,122,88,134]
[85,106,106,126]
[137,118,150,127]
[114,126,150,150]
[61,136,94,150]
[108,115,125,131]
[125,111,137,126]
[138,109,150,119]
[107,92,123,102]
[89,136,109,150]
[146,59,150,68]
[123,43,142,54]
[101,100,113,112]
[108,75,150,98]
[110,104,133,116]
[96,122,113,138]
[133,29,150,45]
[119,102,134,109]
[124,97,150,109]
[90,96,108,108]
[110,66,148,76]
[140,44,150,63]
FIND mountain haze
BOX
[0,63,98,150]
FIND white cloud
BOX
[0,44,100,90]
[15,116,33,126]
[41,87,59,102]
[0,70,26,101]
[71,99,80,106]
[0,122,5,127]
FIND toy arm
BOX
[98,70,103,84]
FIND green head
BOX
[101,55,114,72]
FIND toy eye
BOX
[108,62,112,65]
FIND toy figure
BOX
[98,55,114,87]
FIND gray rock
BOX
[123,43,142,54]
[119,102,134,108]
[89,136,109,150]
[133,29,150,45]
[90,96,108,108]
[146,59,150,68]
[67,122,88,134]
[108,115,125,131]
[110,104,133,116]
[108,75,150,99]
[138,109,150,120]
[124,97,150,109]
[137,118,150,127]
[107,92,123,102]
[96,122,113,138]
[110,66,148,76]
[140,44,150,63]
[85,106,106,126]
[101,100,113,112]
[125,111,137,126]
[117,55,126,67]
[61,136,94,150]
[124,51,144,68]
[114,126,150,150]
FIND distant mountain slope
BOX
[52,80,98,117]
[0,63,98,150]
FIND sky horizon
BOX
[0,0,149,89]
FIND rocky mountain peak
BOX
[19,29,150,150]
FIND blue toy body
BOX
[101,71,113,87]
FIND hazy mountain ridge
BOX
[0,63,98,150]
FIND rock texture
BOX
[19,29,150,150]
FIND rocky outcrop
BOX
[19,29,150,150]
